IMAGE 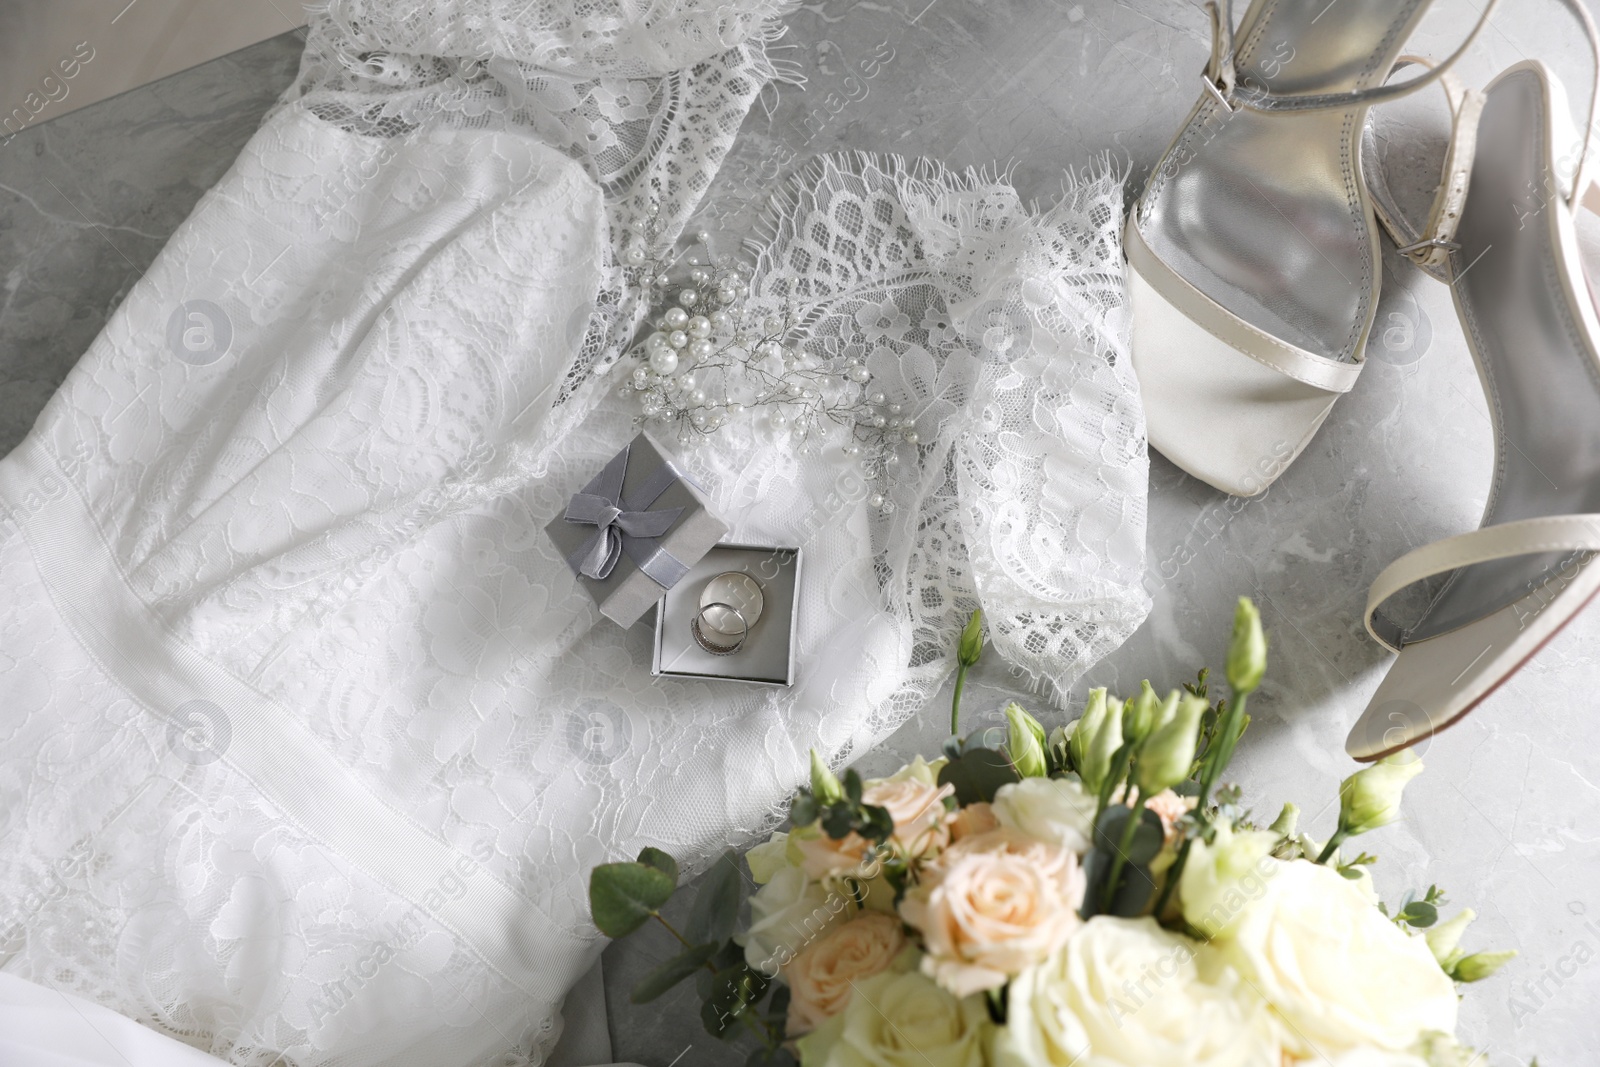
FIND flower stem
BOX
[1100,788,1143,913]
[1315,828,1349,865]
[653,913,782,1050]
[1151,691,1250,918]
[950,664,969,737]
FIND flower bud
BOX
[1124,681,1161,744]
[1136,693,1205,796]
[1226,597,1267,694]
[1005,702,1048,779]
[1079,695,1124,795]
[1047,724,1072,771]
[1069,688,1107,773]
[1268,802,1299,837]
[1425,908,1475,968]
[957,608,984,668]
[810,748,844,805]
[1452,950,1516,982]
[1337,750,1424,836]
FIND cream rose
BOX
[1144,788,1197,843]
[795,960,988,1067]
[793,763,954,880]
[867,774,955,858]
[784,912,908,1035]
[1220,859,1457,1054]
[949,801,999,842]
[736,866,856,976]
[899,828,1084,996]
[793,826,875,881]
[991,777,1097,852]
[994,916,1284,1067]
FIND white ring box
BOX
[652,543,801,686]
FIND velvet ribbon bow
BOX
[563,443,689,588]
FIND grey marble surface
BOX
[1,4,1597,1066]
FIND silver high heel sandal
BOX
[1347,0,1600,760]
[1127,0,1500,497]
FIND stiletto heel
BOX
[1348,0,1600,759]
[1127,0,1500,496]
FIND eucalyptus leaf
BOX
[942,735,964,762]
[685,852,742,946]
[1107,862,1157,917]
[822,803,856,839]
[702,963,769,1040]
[636,847,680,885]
[1079,844,1157,919]
[589,862,675,939]
[1399,900,1439,928]
[789,794,818,828]
[1078,848,1108,919]
[938,747,1022,805]
[844,769,863,804]
[1093,805,1164,866]
[631,943,717,1003]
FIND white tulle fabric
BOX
[0,2,1147,1066]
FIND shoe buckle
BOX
[1395,236,1461,258]
[1201,72,1237,113]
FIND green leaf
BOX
[941,734,964,762]
[636,847,680,885]
[1107,862,1157,917]
[789,793,818,828]
[844,769,863,804]
[938,747,1022,805]
[631,943,717,1003]
[702,963,770,1040]
[685,852,742,946]
[1398,900,1439,928]
[1077,846,1156,919]
[861,803,894,843]
[589,862,675,938]
[1093,805,1164,866]
[822,803,856,839]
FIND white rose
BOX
[735,866,855,976]
[1221,860,1457,1054]
[796,959,988,1067]
[1324,1050,1429,1067]
[991,776,1097,852]
[994,916,1284,1067]
[1178,822,1281,938]
[747,831,792,884]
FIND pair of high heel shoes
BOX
[1128,0,1600,760]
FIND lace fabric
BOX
[0,3,1146,1065]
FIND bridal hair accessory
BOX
[614,217,909,512]
[544,431,729,627]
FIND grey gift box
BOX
[545,431,729,629]
[653,543,801,686]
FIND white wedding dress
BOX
[0,1,1149,1064]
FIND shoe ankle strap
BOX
[1362,56,1485,281]
[1203,0,1502,115]
[1363,0,1600,280]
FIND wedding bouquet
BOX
[590,600,1516,1066]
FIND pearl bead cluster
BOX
[613,218,916,512]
